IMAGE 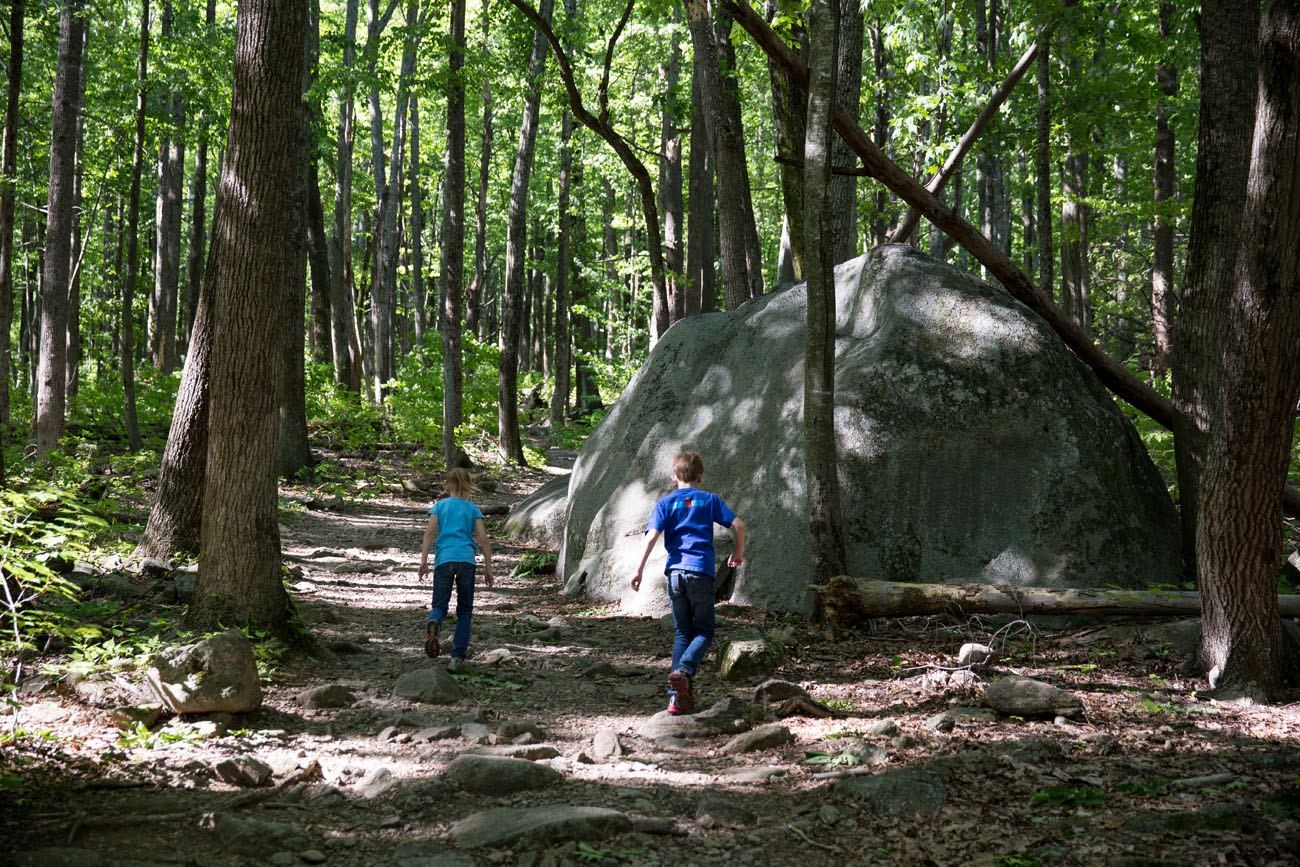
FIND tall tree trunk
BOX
[467,6,492,338]
[0,0,23,473]
[35,0,86,456]
[182,0,217,353]
[1171,0,1259,581]
[279,99,314,479]
[65,20,88,403]
[869,16,891,247]
[442,0,466,466]
[829,0,862,262]
[409,99,426,346]
[327,0,361,391]
[687,58,716,315]
[684,0,762,309]
[1196,0,1300,700]
[1035,42,1053,297]
[191,0,306,636]
[550,110,573,432]
[498,0,553,465]
[767,0,806,282]
[1060,139,1088,332]
[1151,1,1177,372]
[121,0,147,451]
[803,0,846,594]
[304,0,332,366]
[152,0,184,375]
[660,16,685,323]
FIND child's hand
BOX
[418,562,430,581]
[727,554,743,569]
[631,570,642,592]
[483,569,494,589]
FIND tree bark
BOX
[120,0,147,451]
[442,0,466,467]
[1035,42,1053,297]
[0,0,23,473]
[327,0,362,391]
[684,0,762,309]
[304,0,333,366]
[66,22,87,403]
[1194,0,1300,700]
[35,0,87,456]
[550,109,573,432]
[1170,0,1261,577]
[150,0,184,375]
[279,95,314,479]
[1059,141,1089,331]
[498,0,554,464]
[659,16,685,323]
[409,98,425,346]
[687,57,715,315]
[803,0,846,592]
[190,0,306,636]
[766,0,806,282]
[183,0,218,353]
[809,576,1300,628]
[1149,1,1178,372]
[828,0,862,263]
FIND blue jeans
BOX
[426,562,475,660]
[668,569,715,681]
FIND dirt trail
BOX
[6,448,1300,866]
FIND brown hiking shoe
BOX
[424,622,440,658]
[668,669,694,714]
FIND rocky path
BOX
[7,448,1300,866]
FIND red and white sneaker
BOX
[668,669,695,714]
[667,694,684,715]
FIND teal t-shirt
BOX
[430,497,484,567]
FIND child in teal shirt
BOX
[418,469,495,670]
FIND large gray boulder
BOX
[558,246,1179,614]
[504,474,570,548]
[146,629,262,714]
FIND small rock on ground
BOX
[721,723,794,755]
[212,756,274,787]
[209,813,311,858]
[449,806,631,849]
[985,676,1082,718]
[834,767,946,817]
[444,754,563,795]
[752,679,809,703]
[394,668,463,705]
[298,684,356,709]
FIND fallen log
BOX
[809,575,1300,627]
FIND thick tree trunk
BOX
[829,0,862,263]
[182,0,217,352]
[1195,0,1300,700]
[684,0,762,309]
[0,0,23,468]
[327,0,361,391]
[190,0,306,636]
[810,576,1300,628]
[304,0,333,366]
[766,0,806,282]
[1171,0,1260,577]
[120,0,147,451]
[150,0,184,375]
[1150,1,1177,372]
[803,0,846,592]
[687,58,716,315]
[35,0,87,456]
[499,0,554,464]
[441,0,466,467]
[1059,142,1088,332]
[659,17,685,323]
[869,17,891,247]
[278,94,314,479]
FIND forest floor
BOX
[4,444,1300,867]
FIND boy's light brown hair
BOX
[444,468,477,498]
[673,451,704,484]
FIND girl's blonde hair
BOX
[443,468,477,498]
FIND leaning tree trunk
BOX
[151,0,184,375]
[35,0,86,456]
[1150,0,1177,372]
[1194,0,1300,701]
[441,0,466,467]
[190,0,306,636]
[0,0,23,474]
[1170,0,1260,580]
[803,0,846,591]
[498,0,554,465]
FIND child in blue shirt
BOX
[418,469,494,671]
[631,451,746,715]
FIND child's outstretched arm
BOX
[418,515,439,580]
[728,517,747,568]
[630,529,662,591]
[473,518,494,588]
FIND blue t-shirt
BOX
[648,487,736,577]
[430,497,484,566]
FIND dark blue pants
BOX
[668,569,715,680]
[426,562,475,660]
